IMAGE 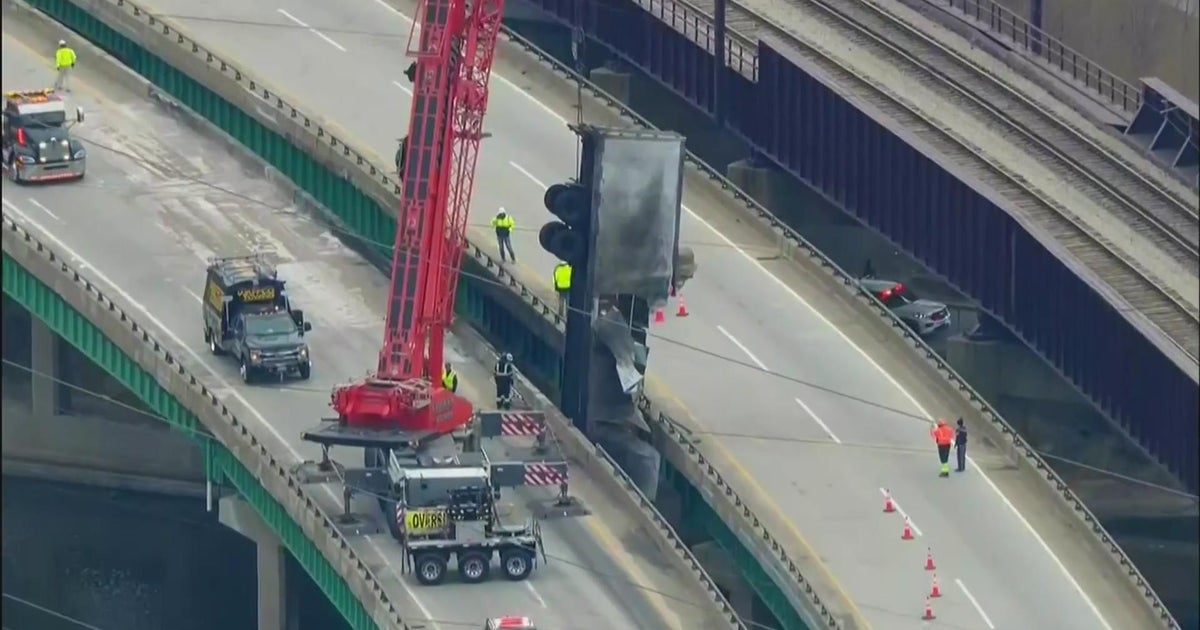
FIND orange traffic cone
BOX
[922,597,936,620]
[929,574,941,598]
[924,548,936,571]
[676,294,689,317]
[901,517,914,540]
[883,489,895,513]
[654,308,666,324]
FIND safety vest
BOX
[55,47,77,70]
[932,424,954,446]
[441,369,458,392]
[494,360,513,377]
[553,263,572,291]
[492,215,515,232]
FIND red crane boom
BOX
[330,0,504,433]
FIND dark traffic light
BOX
[539,182,591,264]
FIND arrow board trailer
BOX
[391,462,545,585]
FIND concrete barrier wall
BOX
[2,4,743,628]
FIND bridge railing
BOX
[930,0,1142,113]
[634,0,759,80]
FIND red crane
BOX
[330,0,504,434]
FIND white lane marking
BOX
[180,286,203,304]
[26,198,61,222]
[877,488,923,536]
[524,581,548,607]
[794,397,841,444]
[715,325,768,371]
[2,198,441,629]
[370,2,1113,624]
[509,161,547,189]
[391,80,412,95]
[276,8,347,52]
[955,578,996,629]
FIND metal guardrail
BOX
[1,215,414,630]
[636,0,759,80]
[497,20,1179,630]
[68,0,1175,626]
[931,0,1142,114]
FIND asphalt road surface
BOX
[1,28,733,630]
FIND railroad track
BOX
[681,0,1199,360]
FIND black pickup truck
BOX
[201,255,313,383]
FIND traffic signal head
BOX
[539,182,591,264]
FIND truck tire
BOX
[499,548,534,581]
[239,357,254,384]
[456,551,491,584]
[298,362,311,380]
[207,331,224,356]
[414,553,447,586]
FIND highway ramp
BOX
[0,27,733,630]
[120,0,1177,628]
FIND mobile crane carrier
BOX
[298,0,570,585]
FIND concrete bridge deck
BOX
[0,26,732,630]
[102,0,1178,627]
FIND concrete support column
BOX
[590,67,632,104]
[219,496,296,630]
[725,159,780,214]
[30,318,58,418]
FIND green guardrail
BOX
[1,254,382,630]
[21,0,815,626]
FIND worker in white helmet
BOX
[491,208,516,263]
[54,40,77,93]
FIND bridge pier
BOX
[218,495,298,630]
[31,314,61,417]
[3,298,205,491]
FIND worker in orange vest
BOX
[930,419,955,477]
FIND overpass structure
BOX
[0,24,739,630]
[511,0,1200,490]
[10,0,1181,628]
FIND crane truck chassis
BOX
[301,410,572,586]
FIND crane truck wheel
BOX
[207,330,224,355]
[239,357,254,384]
[414,553,448,586]
[500,548,534,581]
[457,551,491,584]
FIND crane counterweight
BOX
[331,0,504,434]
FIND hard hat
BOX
[936,418,946,426]
[58,40,67,46]
[504,352,513,361]
[497,207,507,216]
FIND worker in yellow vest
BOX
[491,209,516,263]
[54,40,77,92]
[553,262,571,318]
[441,362,458,393]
